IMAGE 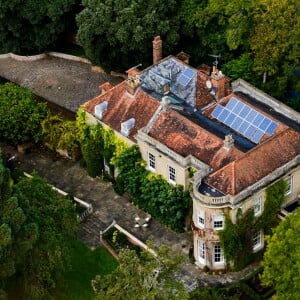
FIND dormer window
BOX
[94,101,108,120]
[121,118,135,137]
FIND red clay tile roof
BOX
[83,82,160,141]
[148,109,243,169]
[99,82,113,92]
[206,128,300,195]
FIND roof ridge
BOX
[232,161,236,195]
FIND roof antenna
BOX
[208,54,221,69]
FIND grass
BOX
[54,239,118,300]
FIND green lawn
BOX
[54,239,118,300]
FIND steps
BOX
[77,212,111,249]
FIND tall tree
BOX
[0,156,38,297]
[76,0,181,71]
[261,208,300,299]
[0,83,48,146]
[92,245,188,300]
[0,151,78,298]
[193,0,256,55]
[250,0,300,98]
[13,175,78,298]
[0,0,79,54]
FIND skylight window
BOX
[177,67,196,87]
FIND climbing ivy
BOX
[219,179,287,270]
[41,114,81,159]
[115,146,191,232]
[257,179,287,234]
[75,109,129,177]
[80,124,105,177]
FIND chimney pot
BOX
[223,134,234,150]
[153,36,162,65]
[126,76,141,95]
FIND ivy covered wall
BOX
[115,146,191,232]
[219,179,287,270]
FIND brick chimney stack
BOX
[211,68,227,99]
[153,36,162,65]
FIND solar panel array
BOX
[211,97,278,143]
[177,67,196,87]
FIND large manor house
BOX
[83,37,300,270]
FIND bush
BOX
[0,83,48,145]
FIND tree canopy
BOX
[0,83,48,146]
[92,245,188,300]
[0,154,78,298]
[261,208,300,299]
[76,0,181,71]
[192,0,300,100]
[0,0,79,54]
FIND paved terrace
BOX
[0,53,122,112]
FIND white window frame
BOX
[168,165,176,184]
[254,196,263,217]
[198,240,205,264]
[285,176,293,195]
[213,215,224,230]
[213,244,224,264]
[253,230,263,252]
[198,209,205,228]
[148,152,156,171]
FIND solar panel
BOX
[259,118,271,131]
[253,114,264,126]
[245,125,256,138]
[252,129,264,143]
[231,116,243,130]
[239,121,250,134]
[178,75,190,86]
[210,96,279,144]
[211,105,223,118]
[266,121,278,135]
[232,101,244,114]
[240,106,250,118]
[224,113,235,126]
[177,67,196,86]
[227,98,238,110]
[245,110,257,122]
[183,68,196,78]
[218,109,229,122]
